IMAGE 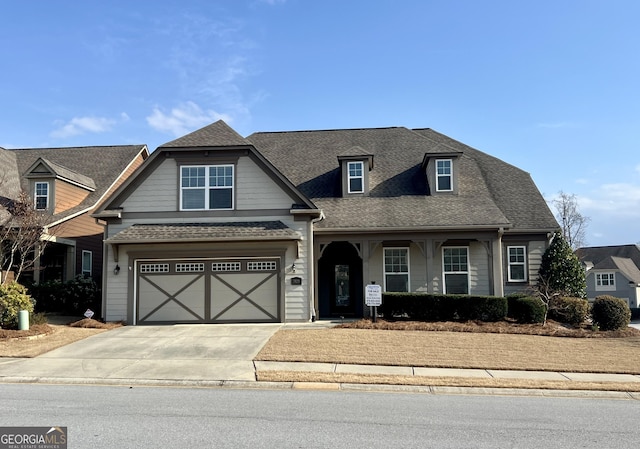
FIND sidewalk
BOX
[254,360,640,384]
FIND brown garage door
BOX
[136,258,280,324]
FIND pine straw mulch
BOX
[336,318,640,338]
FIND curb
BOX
[1,376,638,400]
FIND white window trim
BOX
[347,161,364,194]
[595,272,616,291]
[507,245,527,282]
[34,181,49,210]
[81,250,92,276]
[435,159,453,192]
[442,246,469,294]
[180,165,234,211]
[383,247,410,292]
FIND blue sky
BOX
[1,1,639,246]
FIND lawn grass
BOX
[255,321,640,374]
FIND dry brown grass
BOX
[256,323,640,374]
[0,318,123,358]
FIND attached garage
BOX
[136,257,281,324]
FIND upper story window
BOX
[507,246,527,282]
[34,182,49,210]
[436,159,453,192]
[180,165,234,210]
[595,272,615,290]
[347,161,364,193]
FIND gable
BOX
[105,147,313,214]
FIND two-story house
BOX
[576,245,640,307]
[94,120,558,324]
[0,144,148,284]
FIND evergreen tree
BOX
[537,231,586,299]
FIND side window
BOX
[384,247,409,292]
[507,246,527,282]
[443,247,468,294]
[35,182,49,210]
[347,161,364,193]
[82,250,92,277]
[595,272,615,290]
[436,159,452,192]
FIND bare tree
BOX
[0,190,52,284]
[552,191,590,250]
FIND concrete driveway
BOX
[0,324,281,383]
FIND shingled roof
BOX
[5,144,147,224]
[247,126,557,232]
[577,245,640,269]
[160,120,249,148]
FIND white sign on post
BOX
[365,284,382,307]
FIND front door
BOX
[331,264,354,315]
[318,241,363,318]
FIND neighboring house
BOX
[576,245,640,307]
[0,144,148,284]
[94,120,558,324]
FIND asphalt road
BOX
[1,384,638,448]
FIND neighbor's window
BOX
[35,182,49,210]
[180,165,234,210]
[436,159,452,192]
[595,272,615,290]
[82,250,92,277]
[384,247,409,292]
[443,247,469,294]
[347,161,364,193]
[507,246,527,282]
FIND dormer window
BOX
[422,152,462,195]
[35,182,49,210]
[436,159,453,192]
[348,161,364,193]
[338,153,374,197]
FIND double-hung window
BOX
[595,272,615,290]
[507,246,527,282]
[180,165,234,210]
[347,161,364,193]
[436,159,452,192]
[443,247,469,294]
[35,182,49,210]
[384,248,409,292]
[82,250,92,277]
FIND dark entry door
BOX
[318,242,363,318]
[331,264,355,315]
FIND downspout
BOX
[308,210,325,322]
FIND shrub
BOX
[591,295,631,331]
[549,296,589,326]
[381,293,507,322]
[507,295,546,324]
[28,275,101,316]
[0,282,35,329]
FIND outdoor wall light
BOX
[114,265,120,275]
[291,263,296,273]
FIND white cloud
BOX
[51,116,116,139]
[580,183,640,217]
[146,101,231,137]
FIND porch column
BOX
[492,230,504,297]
